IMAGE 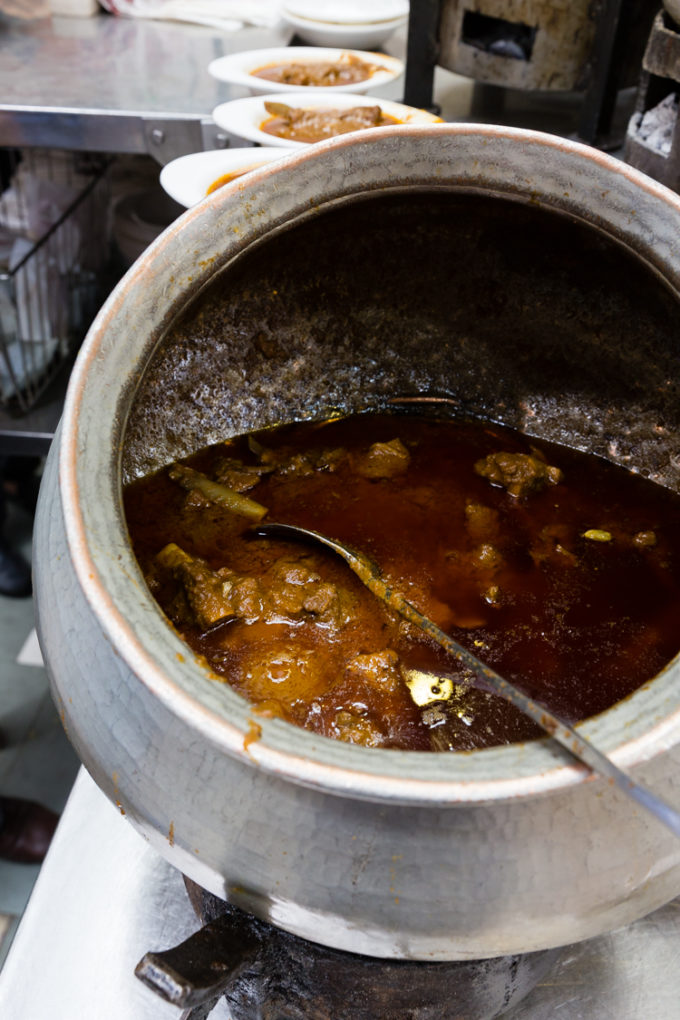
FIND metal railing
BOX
[0,149,111,413]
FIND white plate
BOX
[159,147,295,207]
[280,10,408,48]
[282,0,409,24]
[208,46,404,95]
[211,92,443,148]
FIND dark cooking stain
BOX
[244,718,263,754]
[122,190,680,495]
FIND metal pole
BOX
[403,0,442,113]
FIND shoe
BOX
[0,797,59,864]
[0,539,31,598]
[2,456,41,516]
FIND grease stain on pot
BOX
[112,771,126,815]
[244,718,263,755]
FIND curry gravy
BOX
[260,101,400,143]
[252,53,383,87]
[124,413,680,751]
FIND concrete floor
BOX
[0,491,80,968]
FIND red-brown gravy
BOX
[260,101,400,143]
[124,413,680,751]
[206,168,251,194]
[252,53,384,87]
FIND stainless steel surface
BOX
[0,768,230,1020]
[32,126,680,960]
[0,9,599,160]
[0,767,679,1019]
[0,13,290,161]
[510,900,680,1020]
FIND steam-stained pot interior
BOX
[121,188,680,751]
[122,191,680,489]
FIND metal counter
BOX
[0,767,678,1019]
[0,12,291,162]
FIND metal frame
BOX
[0,150,110,422]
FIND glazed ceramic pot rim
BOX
[59,123,680,806]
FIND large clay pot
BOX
[34,124,680,960]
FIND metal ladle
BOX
[252,521,680,839]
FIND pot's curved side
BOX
[35,429,680,960]
[60,125,680,796]
[34,125,680,958]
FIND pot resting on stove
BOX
[37,140,680,963]
[118,174,680,1015]
[124,410,680,752]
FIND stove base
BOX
[135,877,562,1020]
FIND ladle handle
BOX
[380,581,680,839]
[253,522,680,840]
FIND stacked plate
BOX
[159,147,295,208]
[211,91,442,149]
[280,0,409,49]
[159,7,413,210]
[208,45,404,96]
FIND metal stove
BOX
[0,768,679,1018]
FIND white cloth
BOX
[97,0,282,31]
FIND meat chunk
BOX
[345,649,402,694]
[153,545,355,632]
[214,457,272,493]
[474,450,562,498]
[465,502,500,542]
[262,101,389,143]
[256,445,347,478]
[331,710,386,747]
[253,53,382,88]
[265,557,355,627]
[471,542,503,572]
[240,644,327,706]
[155,543,235,629]
[352,438,411,479]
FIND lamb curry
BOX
[124,412,680,751]
[261,101,400,143]
[251,52,386,88]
